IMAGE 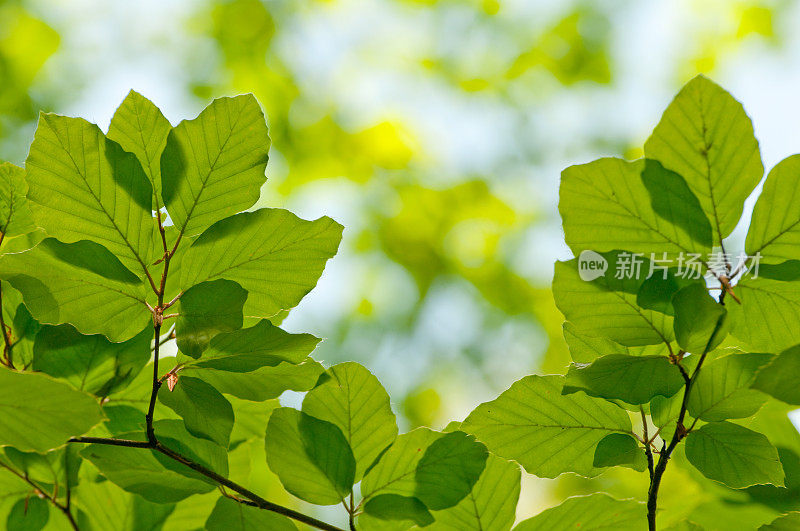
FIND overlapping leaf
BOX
[688,352,772,421]
[180,319,319,372]
[303,362,398,481]
[461,375,632,478]
[264,407,355,505]
[0,370,103,452]
[107,90,172,208]
[33,324,151,396]
[515,493,645,530]
[560,157,711,257]
[564,354,684,405]
[25,113,155,277]
[553,252,674,347]
[161,94,270,238]
[0,162,35,239]
[644,74,763,243]
[158,376,234,447]
[0,238,150,341]
[180,208,342,319]
[685,421,784,489]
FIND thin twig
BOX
[640,407,654,481]
[0,461,78,530]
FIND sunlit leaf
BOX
[752,345,800,405]
[161,94,270,238]
[688,352,772,420]
[0,162,35,239]
[265,407,355,505]
[514,493,645,530]
[180,209,342,320]
[461,375,632,478]
[25,113,155,277]
[0,238,149,342]
[685,421,784,489]
[564,354,684,404]
[429,453,520,531]
[553,252,674,347]
[303,362,398,481]
[0,370,103,452]
[158,376,234,447]
[645,75,763,242]
[180,319,319,372]
[107,90,172,209]
[174,279,246,359]
[205,497,297,530]
[33,324,151,396]
[560,157,711,257]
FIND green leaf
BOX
[302,362,398,481]
[361,428,486,512]
[180,208,342,319]
[74,474,175,531]
[746,155,800,261]
[593,433,647,472]
[0,370,103,452]
[553,252,674,347]
[727,277,800,352]
[688,352,772,420]
[361,428,438,503]
[158,375,234,447]
[180,319,319,372]
[25,113,155,277]
[7,496,48,531]
[0,283,41,369]
[107,90,172,209]
[0,162,35,239]
[562,322,666,363]
[205,497,297,530]
[461,375,633,478]
[33,324,151,396]
[265,407,355,505]
[672,283,728,353]
[752,345,800,405]
[685,421,784,489]
[363,495,434,528]
[564,354,684,404]
[414,431,488,510]
[152,419,229,480]
[760,513,800,530]
[644,74,763,243]
[161,94,270,238]
[80,443,215,503]
[0,238,150,342]
[429,453,520,531]
[514,493,645,530]
[183,358,324,402]
[175,279,247,358]
[559,157,711,256]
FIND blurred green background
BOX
[2,0,798,526]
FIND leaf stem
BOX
[0,460,78,530]
[640,407,654,481]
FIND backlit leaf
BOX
[461,375,632,478]
[180,208,342,319]
[303,362,398,481]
